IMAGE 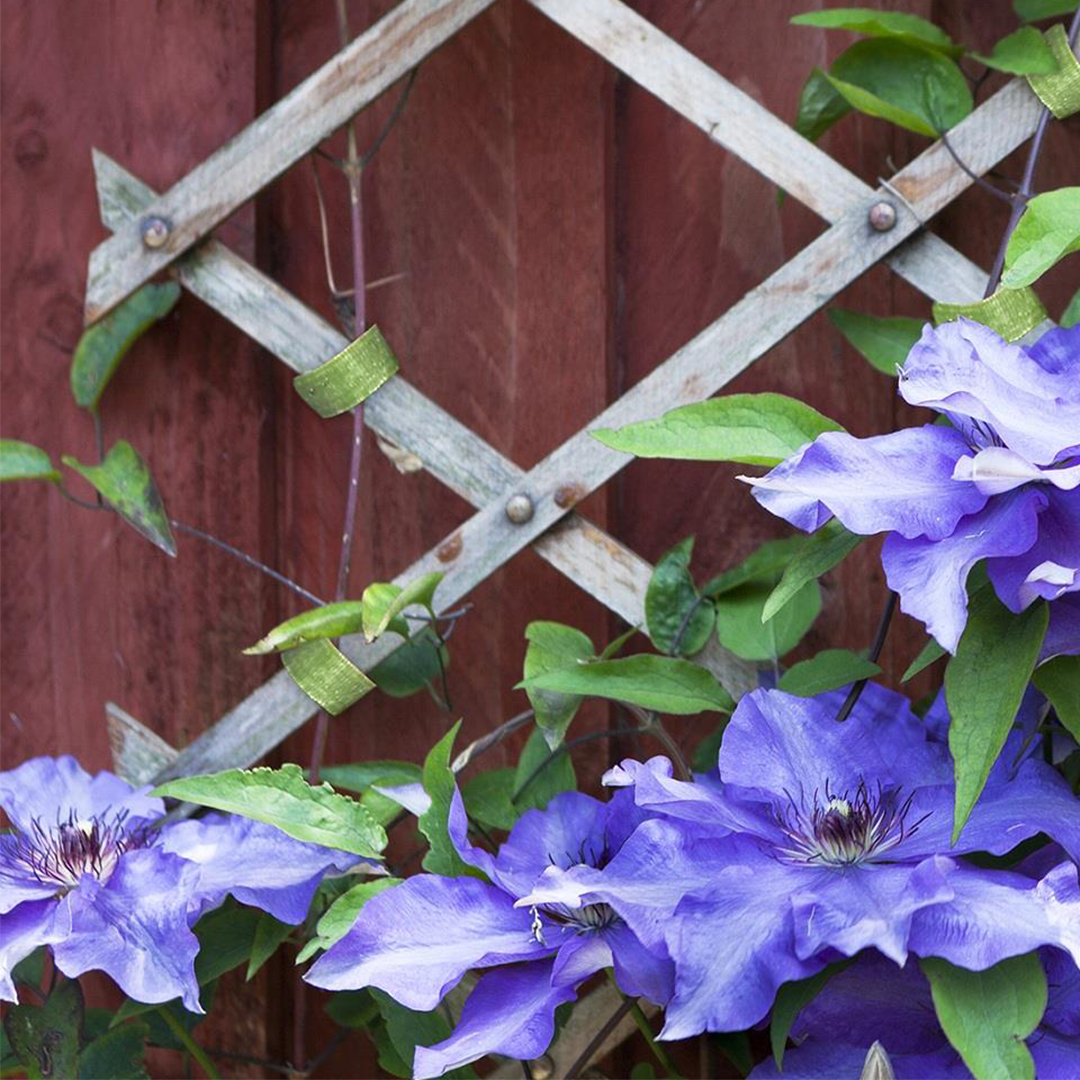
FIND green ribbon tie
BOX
[932,286,1047,342]
[1027,23,1080,119]
[294,324,399,418]
[282,638,376,715]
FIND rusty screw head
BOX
[504,493,535,525]
[868,201,897,232]
[140,215,171,249]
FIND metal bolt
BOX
[528,1055,556,1080]
[504,493,534,524]
[868,201,897,232]
[140,215,172,249]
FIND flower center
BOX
[529,901,620,945]
[11,810,149,890]
[772,781,924,868]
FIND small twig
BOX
[511,726,645,805]
[937,130,1014,205]
[171,520,325,606]
[304,1026,351,1074]
[57,484,109,512]
[669,594,711,658]
[158,1008,220,1080]
[834,591,897,723]
[196,1047,296,1078]
[624,703,692,781]
[451,708,535,773]
[564,998,637,1077]
[360,67,419,169]
[984,6,1080,297]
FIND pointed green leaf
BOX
[793,67,853,143]
[319,760,422,827]
[705,537,805,598]
[0,439,61,484]
[360,582,409,640]
[462,768,519,830]
[1014,0,1078,23]
[770,959,855,1070]
[419,721,481,878]
[1033,655,1080,742]
[598,624,640,661]
[646,537,715,657]
[902,636,947,681]
[715,578,821,662]
[827,309,924,375]
[78,1021,150,1080]
[521,654,734,715]
[154,763,387,858]
[62,441,176,556]
[246,912,292,980]
[1061,287,1080,328]
[792,8,959,54]
[592,393,844,467]
[1002,188,1080,289]
[371,990,477,1079]
[364,572,443,641]
[762,521,864,623]
[296,878,401,963]
[946,596,1047,842]
[369,627,447,698]
[921,954,1045,1080]
[513,727,577,813]
[778,649,881,697]
[243,601,367,654]
[973,26,1057,73]
[4,978,83,1080]
[70,282,180,410]
[523,621,595,749]
[827,39,972,137]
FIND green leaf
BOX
[792,7,959,54]
[921,954,1046,1080]
[1002,188,1080,289]
[70,282,180,411]
[0,439,61,484]
[715,579,821,662]
[762,521,864,623]
[369,628,447,698]
[4,978,83,1080]
[78,1022,149,1080]
[704,537,805,598]
[521,654,734,715]
[827,309,924,375]
[246,912,293,980]
[364,572,443,641]
[371,990,477,1079]
[513,727,577,813]
[1061,287,1080,328]
[902,635,947,681]
[946,596,1048,842]
[419,722,481,878]
[62,441,176,556]
[154,763,387,858]
[523,620,595,749]
[1014,0,1078,23]
[646,537,715,657]
[972,26,1058,73]
[591,393,844,467]
[462,768,519,830]
[827,39,972,137]
[770,959,854,1070]
[598,624,641,661]
[360,582,411,640]
[319,760,422,826]
[297,878,401,963]
[793,67,853,143]
[1033,655,1080,741]
[243,601,367,654]
[778,649,880,697]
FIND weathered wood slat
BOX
[529,0,1036,304]
[83,0,498,324]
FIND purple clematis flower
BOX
[513,684,1080,1039]
[0,756,361,1011]
[305,788,673,1079]
[748,947,1080,1080]
[741,320,1080,653]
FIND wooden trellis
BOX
[88,0,1052,784]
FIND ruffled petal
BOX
[0,756,163,835]
[908,858,1080,970]
[952,447,1080,495]
[1043,946,1080,1037]
[550,932,611,989]
[717,688,947,808]
[606,923,674,1005]
[748,1042,968,1080]
[160,814,362,923]
[882,487,1046,652]
[1043,594,1080,661]
[52,848,202,1013]
[1028,324,1080,376]
[0,836,62,913]
[790,859,953,965]
[988,489,1080,611]
[304,874,553,1009]
[412,961,575,1080]
[0,899,71,1002]
[899,319,1080,466]
[1031,1030,1080,1080]
[744,427,984,540]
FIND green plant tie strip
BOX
[293,324,399,418]
[1027,24,1080,119]
[932,286,1047,342]
[282,638,376,715]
